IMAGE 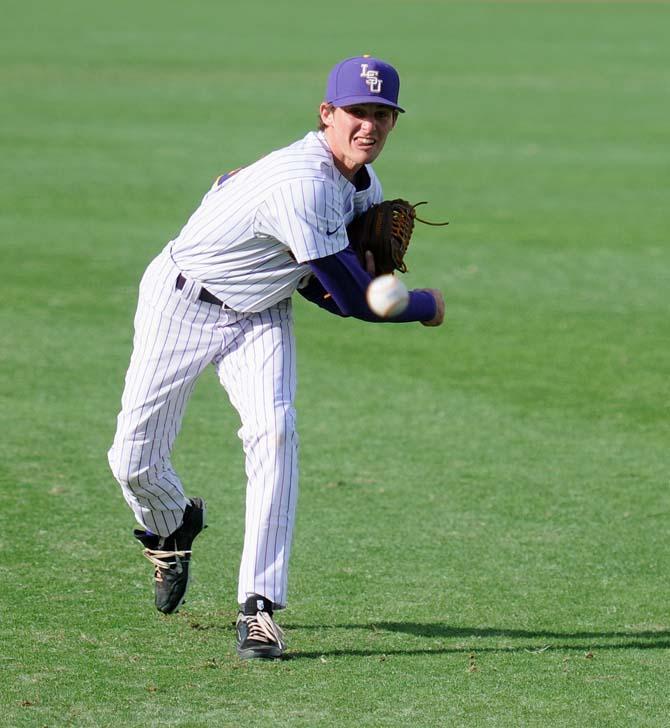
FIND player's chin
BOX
[352,143,381,165]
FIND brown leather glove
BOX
[347,200,448,276]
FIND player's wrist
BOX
[388,289,436,323]
[419,289,444,327]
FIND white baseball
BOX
[366,274,410,318]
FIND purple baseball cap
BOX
[325,55,405,113]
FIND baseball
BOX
[366,274,410,318]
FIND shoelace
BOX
[242,611,286,648]
[143,548,191,582]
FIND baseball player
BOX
[108,55,445,660]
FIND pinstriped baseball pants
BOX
[108,249,298,607]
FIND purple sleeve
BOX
[304,246,437,323]
[296,274,347,316]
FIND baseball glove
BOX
[346,199,448,276]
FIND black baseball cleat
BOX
[236,595,286,660]
[134,497,207,614]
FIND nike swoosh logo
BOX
[326,224,342,236]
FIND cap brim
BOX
[327,94,405,113]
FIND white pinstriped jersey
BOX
[168,131,383,313]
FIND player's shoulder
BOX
[212,132,344,200]
[261,131,338,181]
[243,132,347,209]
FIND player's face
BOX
[320,103,398,180]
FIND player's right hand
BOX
[420,289,445,327]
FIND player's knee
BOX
[247,406,297,452]
[107,445,148,490]
[272,406,297,449]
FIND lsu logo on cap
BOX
[360,63,383,93]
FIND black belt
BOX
[175,273,224,306]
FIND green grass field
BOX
[2,0,669,725]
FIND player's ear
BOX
[391,110,399,129]
[319,103,335,128]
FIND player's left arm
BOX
[296,274,347,316]
[302,247,437,324]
